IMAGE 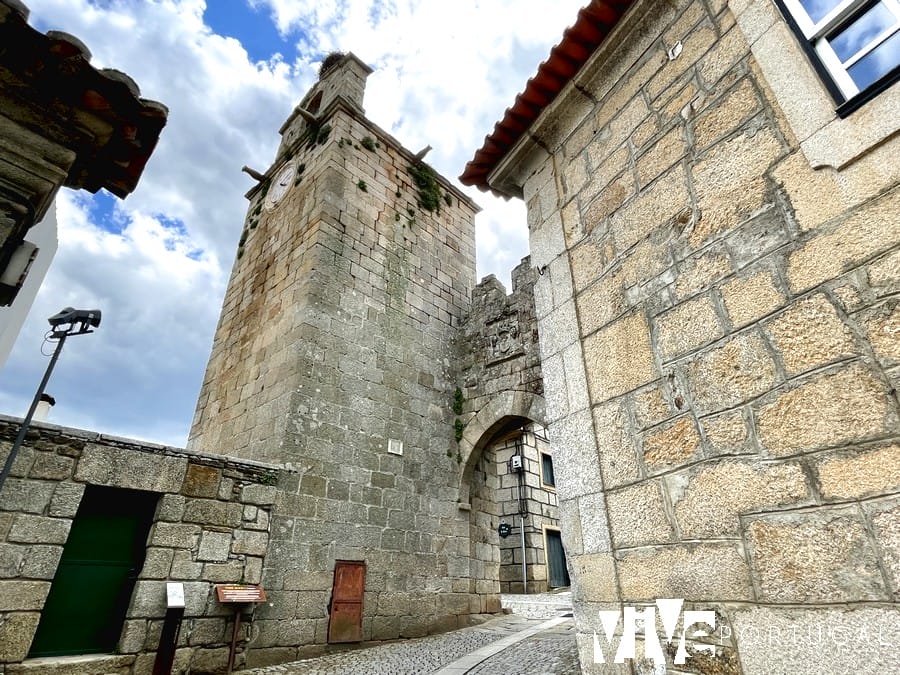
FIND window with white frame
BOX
[778,0,900,106]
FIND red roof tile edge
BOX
[1,0,168,199]
[460,0,634,197]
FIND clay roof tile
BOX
[460,0,634,197]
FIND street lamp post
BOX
[0,307,101,494]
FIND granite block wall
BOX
[490,0,900,672]
[0,416,278,674]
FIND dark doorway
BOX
[545,529,570,588]
[28,485,157,657]
[327,560,366,643]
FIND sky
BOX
[0,0,587,446]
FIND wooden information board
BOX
[215,584,266,603]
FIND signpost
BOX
[215,585,266,674]
[153,583,186,675]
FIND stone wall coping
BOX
[0,415,284,476]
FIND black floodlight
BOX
[0,306,102,494]
[47,307,101,336]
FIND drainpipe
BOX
[520,513,527,595]
[514,432,527,594]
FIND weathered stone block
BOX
[232,530,268,556]
[702,411,751,455]
[671,460,808,537]
[766,294,856,375]
[185,617,226,645]
[0,612,40,662]
[244,556,263,584]
[197,531,232,563]
[746,507,887,602]
[583,173,633,233]
[732,606,900,675]
[720,270,782,328]
[578,491,612,555]
[0,479,54,514]
[139,547,174,579]
[48,481,85,518]
[149,522,200,549]
[593,402,640,488]
[118,619,147,653]
[170,550,202,578]
[642,416,702,470]
[816,444,900,500]
[183,499,242,528]
[868,248,900,290]
[181,464,221,498]
[189,647,231,673]
[0,580,50,610]
[133,648,192,675]
[569,236,614,294]
[865,498,900,598]
[864,300,900,366]
[691,127,782,245]
[672,246,731,300]
[283,570,332,591]
[693,78,760,151]
[772,150,845,232]
[242,483,278,505]
[628,388,669,432]
[576,279,625,340]
[757,365,893,456]
[788,187,900,292]
[584,313,657,402]
[8,515,71,545]
[655,294,723,360]
[635,125,687,187]
[610,165,690,252]
[570,553,618,603]
[202,560,245,583]
[155,494,185,521]
[685,333,778,413]
[549,409,605,499]
[21,545,63,580]
[0,543,23,577]
[75,445,186,492]
[28,452,74,480]
[607,482,673,548]
[617,543,752,601]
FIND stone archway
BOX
[457,390,546,507]
[457,390,553,603]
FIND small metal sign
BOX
[166,582,185,609]
[498,522,512,538]
[215,584,266,603]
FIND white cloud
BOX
[0,0,585,445]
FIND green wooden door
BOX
[28,486,157,657]
[546,529,570,589]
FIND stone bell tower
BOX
[188,54,495,654]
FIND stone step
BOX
[500,591,573,619]
[7,654,134,675]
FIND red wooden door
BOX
[328,560,366,643]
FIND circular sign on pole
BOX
[498,522,512,538]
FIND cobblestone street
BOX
[244,594,579,675]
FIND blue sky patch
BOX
[89,190,126,234]
[204,0,293,63]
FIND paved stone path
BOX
[244,594,579,674]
